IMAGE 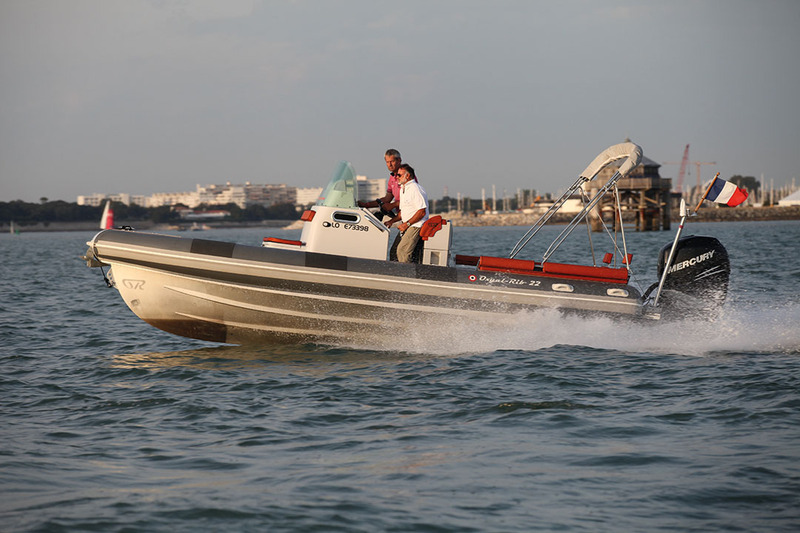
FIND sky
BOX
[1,0,799,203]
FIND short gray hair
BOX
[385,148,401,160]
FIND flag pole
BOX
[693,172,721,213]
[650,199,689,311]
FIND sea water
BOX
[1,221,799,532]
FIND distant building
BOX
[174,208,231,220]
[585,149,672,231]
[78,176,384,210]
[147,191,199,208]
[77,193,147,207]
[296,187,324,207]
[356,175,386,201]
[197,182,297,209]
[77,194,108,207]
[778,189,800,206]
[139,183,299,209]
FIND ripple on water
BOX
[3,225,800,532]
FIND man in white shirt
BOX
[384,164,429,263]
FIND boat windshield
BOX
[316,161,359,208]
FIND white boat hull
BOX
[88,230,643,344]
[84,144,731,344]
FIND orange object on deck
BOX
[263,237,304,246]
[477,256,537,275]
[541,262,629,283]
[419,215,446,240]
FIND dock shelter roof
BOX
[778,189,800,206]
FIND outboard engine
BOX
[646,235,730,318]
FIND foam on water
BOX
[373,300,800,357]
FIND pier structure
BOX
[585,152,672,231]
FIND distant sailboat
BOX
[100,201,114,229]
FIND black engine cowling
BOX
[646,235,730,317]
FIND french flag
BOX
[705,177,748,207]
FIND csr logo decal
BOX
[123,279,146,290]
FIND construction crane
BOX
[690,160,717,191]
[662,144,690,192]
[663,144,716,194]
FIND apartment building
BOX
[77,192,148,207]
[356,175,386,201]
[78,177,385,209]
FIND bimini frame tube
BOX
[541,170,622,262]
[509,175,587,259]
[509,142,642,260]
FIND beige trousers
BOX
[397,226,421,263]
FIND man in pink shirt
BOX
[358,148,416,219]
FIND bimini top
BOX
[579,142,643,182]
